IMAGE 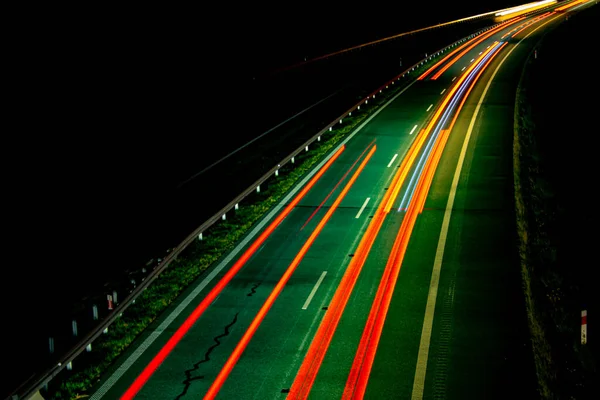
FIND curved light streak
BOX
[495,0,556,16]
[398,42,503,211]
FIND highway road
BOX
[87,3,591,399]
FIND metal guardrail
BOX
[8,17,511,400]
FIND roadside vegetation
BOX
[42,63,432,399]
[513,7,597,399]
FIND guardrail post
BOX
[113,290,118,305]
[67,361,72,371]
[582,310,587,344]
[235,203,239,210]
[49,337,54,354]
[257,185,260,193]
[222,213,226,221]
[317,136,321,142]
[275,169,279,177]
[72,320,78,337]
[291,156,295,164]
[305,146,309,152]
[199,232,203,240]
[86,343,92,352]
[92,304,98,321]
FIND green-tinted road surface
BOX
[88,6,589,400]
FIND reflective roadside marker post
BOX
[582,310,587,344]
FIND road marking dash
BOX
[440,88,446,95]
[409,125,418,135]
[387,154,398,168]
[302,271,327,310]
[452,76,457,82]
[410,13,563,399]
[461,66,466,71]
[426,104,433,111]
[89,59,422,400]
[355,197,371,218]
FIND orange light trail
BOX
[343,126,450,400]
[415,130,450,213]
[416,42,508,217]
[342,162,424,400]
[417,43,470,80]
[119,146,344,400]
[384,130,430,212]
[203,145,376,400]
[342,41,509,400]
[300,139,376,230]
[290,40,505,400]
[493,0,557,22]
[508,12,553,39]
[288,130,429,399]
[418,16,519,81]
[555,0,582,11]
[430,16,524,80]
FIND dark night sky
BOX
[5,0,529,395]
[7,0,523,291]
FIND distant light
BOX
[495,0,555,16]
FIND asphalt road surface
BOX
[87,4,589,399]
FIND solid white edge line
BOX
[355,197,371,219]
[387,154,398,168]
[302,271,328,309]
[410,12,563,400]
[91,69,420,400]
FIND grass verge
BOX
[513,11,597,398]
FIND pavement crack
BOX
[247,282,260,296]
[174,312,239,400]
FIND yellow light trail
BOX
[417,15,520,80]
[342,41,509,400]
[430,16,524,79]
[555,0,584,11]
